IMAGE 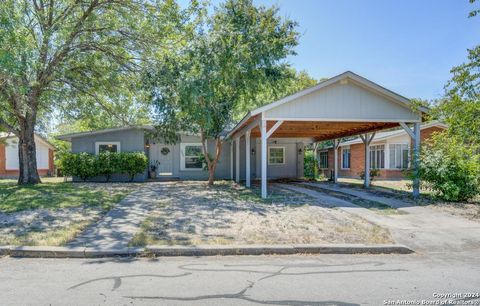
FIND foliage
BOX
[144,0,299,184]
[58,152,148,181]
[234,69,318,121]
[119,152,148,181]
[304,150,320,179]
[0,0,189,184]
[415,133,480,201]
[359,169,380,181]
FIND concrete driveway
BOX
[280,183,480,254]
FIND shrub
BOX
[95,152,120,182]
[358,169,380,181]
[304,150,318,179]
[415,133,480,201]
[119,152,148,181]
[58,152,148,182]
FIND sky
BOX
[210,0,480,100]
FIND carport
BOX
[227,71,428,199]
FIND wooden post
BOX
[413,122,421,199]
[245,130,251,188]
[334,139,339,183]
[230,141,233,180]
[261,119,267,198]
[235,137,240,183]
[361,133,375,188]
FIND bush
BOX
[304,150,319,179]
[58,152,148,182]
[119,152,148,181]
[359,169,380,181]
[415,133,480,201]
[95,152,121,182]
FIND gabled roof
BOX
[336,121,447,147]
[227,71,429,139]
[0,132,56,150]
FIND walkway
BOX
[68,183,165,249]
[279,183,480,254]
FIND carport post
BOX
[261,119,267,198]
[333,139,339,183]
[235,137,240,183]
[230,141,233,180]
[361,133,375,188]
[245,130,251,188]
[413,122,421,199]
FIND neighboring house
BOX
[57,71,427,197]
[318,122,447,179]
[0,133,55,178]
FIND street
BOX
[1,251,479,305]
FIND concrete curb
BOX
[0,244,413,258]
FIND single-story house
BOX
[318,121,447,179]
[57,71,428,198]
[0,133,55,178]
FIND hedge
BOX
[58,152,148,181]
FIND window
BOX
[319,151,328,169]
[180,143,203,170]
[369,145,385,169]
[268,147,285,165]
[389,144,409,169]
[95,142,120,155]
[342,148,351,169]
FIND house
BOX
[0,133,55,178]
[318,121,447,180]
[57,71,428,197]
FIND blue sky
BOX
[210,0,480,100]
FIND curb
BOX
[0,244,413,258]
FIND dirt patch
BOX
[425,202,480,222]
[131,181,392,246]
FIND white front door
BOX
[157,145,173,176]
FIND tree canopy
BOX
[144,0,300,184]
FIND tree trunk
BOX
[17,118,41,185]
[200,131,223,186]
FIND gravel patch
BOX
[132,181,392,246]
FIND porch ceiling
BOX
[246,119,400,142]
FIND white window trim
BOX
[180,143,204,171]
[268,146,285,165]
[369,144,385,169]
[388,143,410,170]
[319,150,329,170]
[95,141,121,155]
[341,147,351,170]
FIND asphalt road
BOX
[1,250,479,306]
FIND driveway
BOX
[281,182,480,254]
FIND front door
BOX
[157,145,173,176]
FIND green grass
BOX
[0,180,128,213]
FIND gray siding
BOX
[71,128,147,181]
[147,134,231,180]
[254,138,305,179]
[71,129,146,154]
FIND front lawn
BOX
[130,181,392,247]
[0,179,137,246]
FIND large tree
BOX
[145,0,299,185]
[0,0,186,184]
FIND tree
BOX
[0,0,186,184]
[145,0,299,185]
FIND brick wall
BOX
[0,143,5,175]
[320,126,445,180]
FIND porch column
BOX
[245,130,251,187]
[333,139,339,183]
[235,137,240,183]
[261,119,267,198]
[412,122,421,199]
[230,141,233,180]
